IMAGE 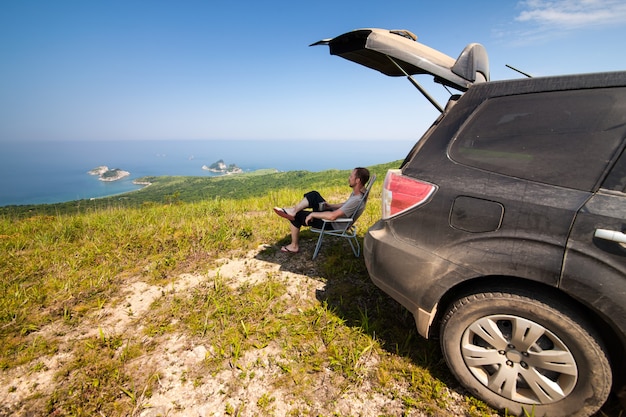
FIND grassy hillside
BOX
[2,162,621,416]
[1,167,375,217]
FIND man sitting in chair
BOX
[273,167,370,254]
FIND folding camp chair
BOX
[310,175,376,260]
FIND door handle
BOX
[594,228,626,244]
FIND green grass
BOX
[1,162,622,416]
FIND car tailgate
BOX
[311,28,488,91]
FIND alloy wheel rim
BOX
[460,314,578,404]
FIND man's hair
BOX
[354,167,370,185]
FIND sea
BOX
[0,139,414,206]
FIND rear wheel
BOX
[440,290,611,417]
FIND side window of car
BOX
[602,148,626,193]
[449,87,626,191]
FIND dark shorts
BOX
[291,191,329,229]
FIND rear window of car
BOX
[449,87,626,191]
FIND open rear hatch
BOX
[312,28,489,111]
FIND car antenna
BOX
[506,64,533,78]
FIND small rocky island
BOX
[88,166,130,182]
[202,159,243,175]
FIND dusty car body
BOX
[315,28,626,417]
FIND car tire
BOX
[439,289,611,417]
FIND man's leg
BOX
[282,223,301,253]
[277,191,325,253]
[284,191,325,217]
[284,196,311,217]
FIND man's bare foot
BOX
[280,245,299,253]
[273,207,295,221]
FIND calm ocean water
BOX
[0,139,413,206]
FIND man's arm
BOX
[306,193,363,225]
[305,208,345,224]
[325,202,342,210]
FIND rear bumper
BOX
[364,220,465,338]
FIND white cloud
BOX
[515,0,626,29]
[493,0,626,46]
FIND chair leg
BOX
[312,225,359,260]
[312,231,325,260]
[348,236,360,257]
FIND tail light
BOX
[382,169,437,219]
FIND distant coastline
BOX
[1,139,412,207]
[88,166,130,182]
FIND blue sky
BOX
[1,0,626,142]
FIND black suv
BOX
[315,28,626,417]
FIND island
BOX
[88,166,130,182]
[202,159,243,175]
